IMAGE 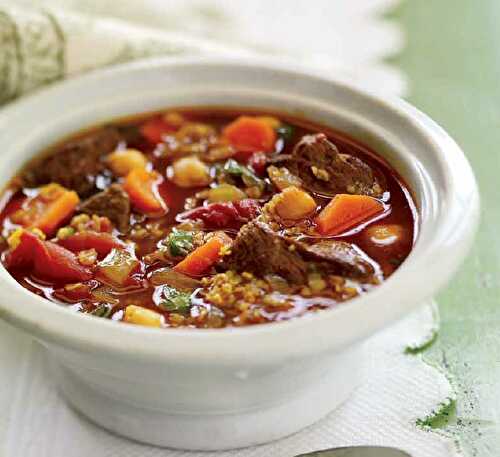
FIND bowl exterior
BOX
[0,57,480,449]
[51,342,363,449]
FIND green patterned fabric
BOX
[0,3,255,104]
[0,8,64,102]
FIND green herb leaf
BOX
[223,159,245,176]
[165,229,194,257]
[389,257,403,267]
[276,124,294,142]
[223,159,264,190]
[241,170,264,189]
[159,286,192,314]
[90,303,113,318]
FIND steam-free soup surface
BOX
[0,108,416,328]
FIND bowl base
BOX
[54,345,364,450]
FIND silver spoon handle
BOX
[296,446,412,457]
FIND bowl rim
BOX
[0,56,479,363]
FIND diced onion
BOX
[150,267,201,290]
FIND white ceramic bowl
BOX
[0,57,479,450]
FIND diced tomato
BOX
[55,283,93,301]
[233,150,255,162]
[3,230,38,270]
[123,168,167,214]
[34,241,92,282]
[97,217,113,233]
[247,151,268,175]
[178,199,261,229]
[58,231,125,258]
[5,231,92,282]
[139,117,174,144]
[234,199,261,220]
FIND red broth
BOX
[0,108,417,328]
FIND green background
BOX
[394,1,499,455]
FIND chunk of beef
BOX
[224,220,377,283]
[274,133,383,197]
[302,240,376,280]
[78,184,130,231]
[117,124,144,147]
[225,221,309,283]
[23,127,121,198]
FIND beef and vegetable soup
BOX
[0,109,417,328]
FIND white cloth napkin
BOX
[0,2,458,456]
[1,305,457,457]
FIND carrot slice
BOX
[174,232,232,276]
[9,184,79,236]
[123,168,166,214]
[32,190,80,235]
[315,194,385,235]
[222,116,277,152]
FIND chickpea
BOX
[107,149,148,176]
[170,156,211,188]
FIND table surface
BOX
[395,1,499,455]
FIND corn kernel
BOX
[7,228,24,249]
[123,305,163,328]
[30,228,46,240]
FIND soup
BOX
[0,108,417,328]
